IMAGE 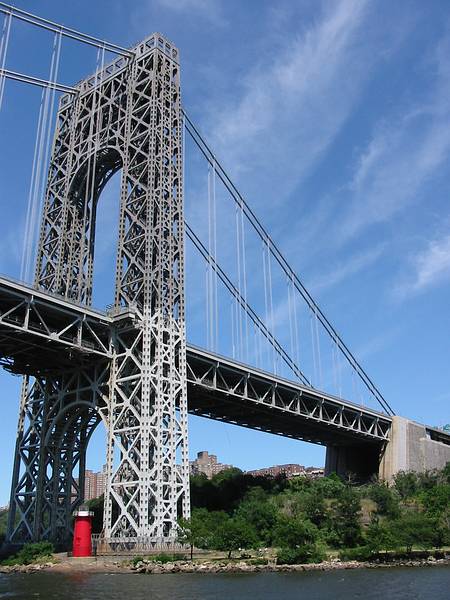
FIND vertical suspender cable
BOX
[207,162,212,349]
[310,309,318,386]
[230,298,236,359]
[314,308,323,389]
[356,371,364,406]
[21,88,46,281]
[212,159,218,352]
[0,9,11,112]
[332,339,338,396]
[351,369,358,405]
[291,272,300,372]
[336,339,342,398]
[205,266,209,348]
[21,30,62,282]
[262,241,270,370]
[86,45,105,301]
[235,203,243,359]
[255,323,261,369]
[240,201,249,362]
[267,239,276,374]
[287,275,295,375]
[33,30,62,277]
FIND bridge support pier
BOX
[379,416,450,480]
[326,416,450,482]
[325,444,382,481]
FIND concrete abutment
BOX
[325,416,450,481]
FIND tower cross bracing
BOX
[7,33,190,546]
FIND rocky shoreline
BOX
[1,555,449,575]
[128,556,450,574]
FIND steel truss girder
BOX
[185,347,392,445]
[0,276,112,375]
[0,281,392,446]
[0,277,394,446]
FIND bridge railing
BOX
[91,534,188,556]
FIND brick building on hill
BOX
[246,463,324,478]
[189,451,233,479]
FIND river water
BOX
[1,567,449,600]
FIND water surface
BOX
[1,566,449,600]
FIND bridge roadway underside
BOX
[0,276,394,480]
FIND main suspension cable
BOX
[182,110,395,415]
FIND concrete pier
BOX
[325,416,450,481]
[324,444,381,480]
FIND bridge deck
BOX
[0,275,397,446]
[0,274,131,372]
[186,346,391,446]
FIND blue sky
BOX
[1,0,450,505]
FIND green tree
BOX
[273,515,318,548]
[235,489,278,546]
[420,484,450,520]
[293,490,327,527]
[0,508,8,546]
[329,487,362,548]
[212,517,258,558]
[287,476,314,493]
[365,519,396,553]
[388,512,436,553]
[277,543,326,565]
[86,495,104,534]
[418,484,450,547]
[314,474,345,498]
[367,482,400,518]
[393,471,419,500]
[273,514,325,565]
[1,542,54,566]
[441,462,450,484]
[178,509,211,560]
[417,470,440,491]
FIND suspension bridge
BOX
[0,4,449,551]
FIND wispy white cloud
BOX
[154,0,225,26]
[354,325,402,363]
[309,244,385,293]
[394,232,450,299]
[262,243,384,338]
[0,221,23,277]
[337,32,450,242]
[206,0,397,201]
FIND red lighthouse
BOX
[72,507,94,557]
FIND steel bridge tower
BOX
[7,34,190,548]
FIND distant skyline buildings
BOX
[246,464,324,479]
[75,452,325,502]
[189,451,233,479]
[188,450,324,481]
[75,465,107,502]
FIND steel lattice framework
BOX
[7,34,190,547]
[2,8,450,552]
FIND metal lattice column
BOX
[7,34,190,547]
[7,366,110,545]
